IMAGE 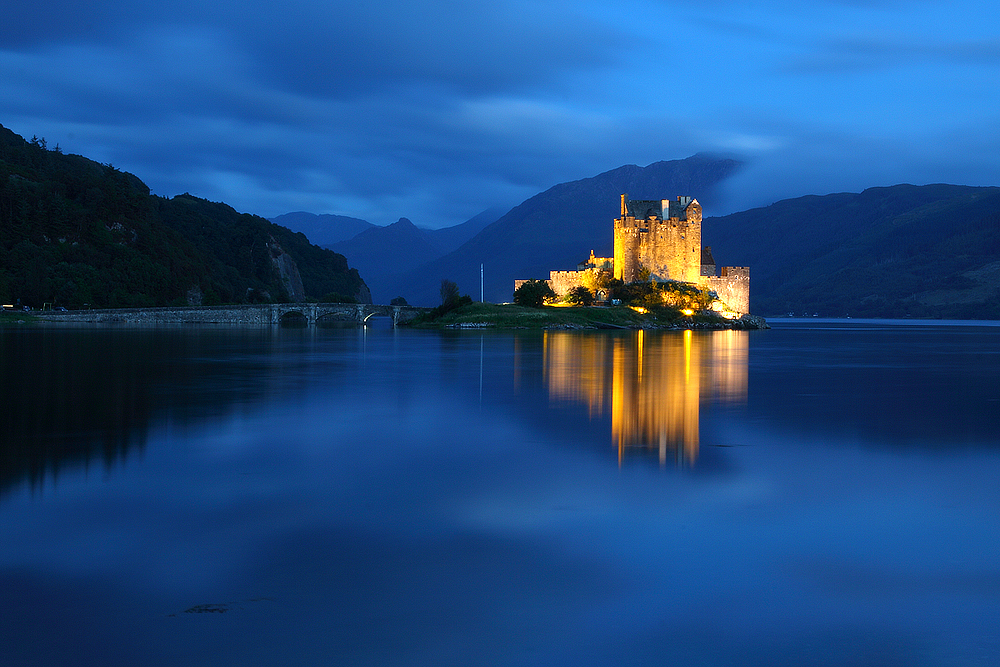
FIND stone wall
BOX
[704,267,750,314]
[34,303,425,326]
[638,215,701,283]
[549,271,585,297]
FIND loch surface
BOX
[2,320,999,666]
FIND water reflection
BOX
[0,328,155,498]
[544,330,748,466]
[0,327,322,499]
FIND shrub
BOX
[566,285,594,307]
[615,280,714,311]
[513,280,556,308]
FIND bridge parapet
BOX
[34,303,428,326]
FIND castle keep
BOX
[615,195,703,284]
[515,194,750,314]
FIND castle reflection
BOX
[543,330,748,466]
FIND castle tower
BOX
[613,194,642,283]
[614,195,702,284]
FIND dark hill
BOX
[385,154,744,305]
[0,124,368,308]
[704,184,1000,318]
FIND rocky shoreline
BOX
[444,313,769,331]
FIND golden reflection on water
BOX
[543,330,748,466]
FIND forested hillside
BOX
[705,184,1000,318]
[0,124,368,308]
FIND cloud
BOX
[784,35,1000,75]
[3,0,1000,228]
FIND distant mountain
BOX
[329,217,442,302]
[326,207,507,303]
[0,123,369,308]
[704,184,1000,318]
[384,154,745,305]
[268,211,375,246]
[422,206,507,253]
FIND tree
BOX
[566,285,594,307]
[513,280,556,308]
[425,281,472,320]
[390,296,408,306]
[440,278,460,306]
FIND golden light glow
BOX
[631,306,647,314]
[681,309,694,316]
[544,330,748,467]
[710,299,740,319]
[543,332,612,418]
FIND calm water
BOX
[2,320,999,666]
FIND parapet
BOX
[720,266,750,279]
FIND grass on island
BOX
[0,311,36,325]
[405,302,732,329]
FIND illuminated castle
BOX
[515,194,750,314]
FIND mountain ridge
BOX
[704,183,1000,318]
[267,211,375,246]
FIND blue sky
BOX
[3,0,999,228]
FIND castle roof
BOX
[621,194,698,220]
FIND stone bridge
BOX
[34,303,429,326]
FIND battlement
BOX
[720,266,750,279]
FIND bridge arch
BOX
[316,311,359,326]
[278,309,308,325]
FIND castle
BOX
[515,194,750,314]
